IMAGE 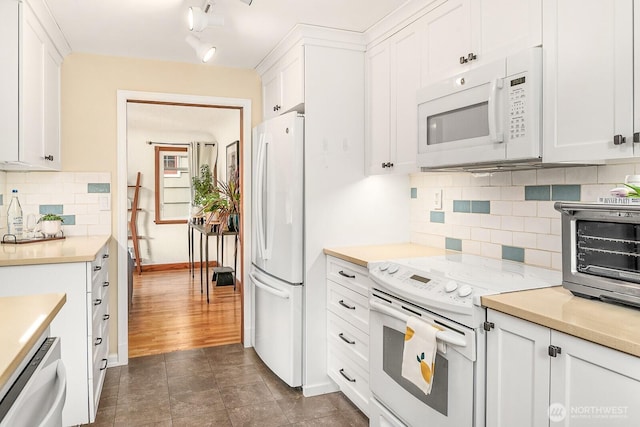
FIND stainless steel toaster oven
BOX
[555,202,640,308]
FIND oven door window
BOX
[577,220,640,283]
[383,326,448,416]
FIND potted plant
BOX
[191,164,216,221]
[38,213,64,237]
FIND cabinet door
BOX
[365,42,391,174]
[280,46,304,114]
[43,47,61,169]
[543,0,634,162]
[390,27,420,174]
[22,3,46,167]
[420,0,473,86]
[262,66,281,120]
[474,0,542,64]
[550,331,640,426]
[486,310,551,427]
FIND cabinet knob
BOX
[94,337,103,346]
[634,132,640,143]
[381,162,394,169]
[460,56,467,64]
[44,155,54,161]
[273,105,281,112]
[94,298,102,306]
[103,281,109,287]
[467,52,477,62]
[614,134,627,145]
[100,358,108,370]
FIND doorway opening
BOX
[116,91,252,365]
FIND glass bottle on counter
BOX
[7,189,23,238]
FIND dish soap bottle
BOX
[7,189,23,238]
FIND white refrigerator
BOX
[250,111,304,387]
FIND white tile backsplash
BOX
[1,171,111,236]
[410,160,640,270]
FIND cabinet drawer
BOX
[326,256,373,297]
[328,348,370,416]
[327,311,369,369]
[327,281,369,333]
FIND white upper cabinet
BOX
[420,0,474,86]
[473,0,542,66]
[366,22,422,175]
[262,45,304,120]
[543,0,635,163]
[0,0,67,170]
[420,0,542,87]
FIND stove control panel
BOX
[370,262,479,314]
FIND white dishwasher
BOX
[0,337,66,427]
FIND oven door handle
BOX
[370,300,467,348]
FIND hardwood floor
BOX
[128,268,241,358]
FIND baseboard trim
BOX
[142,262,217,272]
[303,379,340,397]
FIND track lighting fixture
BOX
[186,35,216,63]
[188,6,225,32]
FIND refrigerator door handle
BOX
[250,272,290,299]
[255,133,269,260]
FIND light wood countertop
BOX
[324,243,448,267]
[0,235,110,267]
[0,293,66,394]
[482,287,640,357]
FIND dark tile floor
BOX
[85,344,369,426]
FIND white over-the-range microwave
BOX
[417,47,542,170]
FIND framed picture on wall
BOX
[226,140,239,183]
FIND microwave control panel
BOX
[508,75,527,141]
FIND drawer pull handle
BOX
[103,314,110,321]
[338,300,356,310]
[103,254,109,259]
[338,270,355,279]
[338,333,355,345]
[95,337,102,346]
[100,358,108,370]
[339,368,356,383]
[103,281,109,287]
[94,298,102,306]
[94,265,102,271]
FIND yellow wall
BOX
[60,53,262,355]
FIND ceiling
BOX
[46,0,408,69]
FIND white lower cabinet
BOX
[0,242,110,426]
[486,309,640,427]
[326,256,374,416]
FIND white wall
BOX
[409,161,640,270]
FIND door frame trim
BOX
[116,90,252,366]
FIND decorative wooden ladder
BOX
[128,172,142,275]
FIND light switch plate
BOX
[433,189,443,210]
[99,195,111,211]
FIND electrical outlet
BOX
[433,189,443,210]
[99,195,111,211]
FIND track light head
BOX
[186,35,216,63]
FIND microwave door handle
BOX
[369,300,467,348]
[488,78,504,143]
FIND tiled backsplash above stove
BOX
[410,162,640,270]
[0,171,112,236]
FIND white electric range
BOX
[367,253,561,427]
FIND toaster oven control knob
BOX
[458,285,472,297]
[387,265,399,274]
[444,280,458,293]
[379,263,390,272]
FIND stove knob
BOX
[387,265,399,274]
[458,285,472,298]
[444,280,458,293]
[379,263,390,272]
